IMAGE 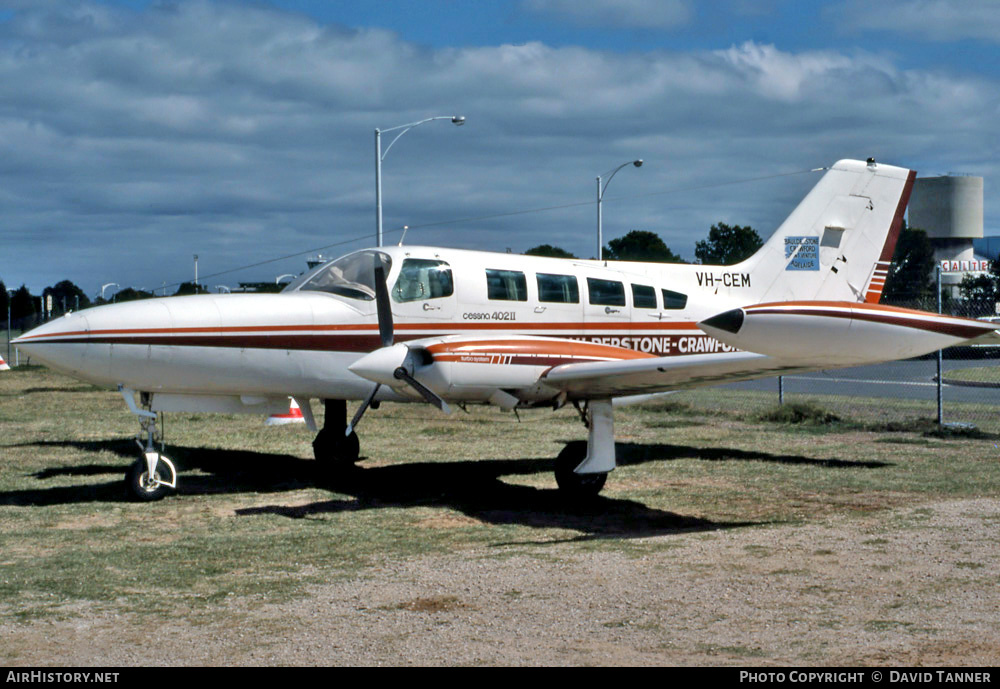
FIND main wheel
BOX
[555,441,607,499]
[125,458,173,502]
[313,428,360,467]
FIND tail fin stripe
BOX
[865,170,917,304]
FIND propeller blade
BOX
[373,258,393,348]
[393,366,452,414]
[346,383,380,436]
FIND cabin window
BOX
[661,288,688,310]
[587,278,626,306]
[392,259,454,303]
[486,269,528,301]
[631,284,657,309]
[536,273,579,304]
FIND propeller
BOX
[346,254,449,437]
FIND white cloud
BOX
[0,1,997,295]
[831,0,1000,42]
[522,0,692,29]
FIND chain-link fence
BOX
[708,271,1000,433]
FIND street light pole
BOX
[596,159,643,261]
[6,290,12,367]
[375,115,465,247]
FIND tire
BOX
[125,458,173,502]
[555,441,607,499]
[312,428,360,467]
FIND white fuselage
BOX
[15,246,748,403]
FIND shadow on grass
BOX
[237,458,756,542]
[2,436,888,539]
[21,386,104,394]
[615,442,892,469]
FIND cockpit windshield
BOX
[283,250,392,301]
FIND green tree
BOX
[604,231,683,263]
[881,224,936,303]
[0,278,7,317]
[173,282,206,296]
[237,282,285,293]
[959,259,1000,317]
[43,280,91,313]
[115,287,155,302]
[10,285,36,322]
[695,223,763,265]
[525,244,577,259]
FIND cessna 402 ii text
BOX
[13,159,1000,501]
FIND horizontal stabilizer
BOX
[699,301,999,365]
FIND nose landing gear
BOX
[119,386,176,501]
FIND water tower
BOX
[908,175,985,293]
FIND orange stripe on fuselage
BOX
[16,319,701,342]
[425,338,655,361]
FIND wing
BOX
[352,334,815,404]
[540,350,805,399]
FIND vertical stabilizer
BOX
[728,160,915,304]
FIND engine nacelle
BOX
[349,335,655,404]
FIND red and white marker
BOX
[0,353,9,371]
[265,397,305,425]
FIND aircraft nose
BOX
[13,311,91,348]
[12,311,92,373]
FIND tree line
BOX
[527,222,998,316]
[526,223,765,265]
[0,279,243,327]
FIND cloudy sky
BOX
[1,0,997,297]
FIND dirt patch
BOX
[390,595,468,614]
[3,497,999,666]
[414,514,487,529]
[52,514,118,530]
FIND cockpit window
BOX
[291,250,392,301]
[392,259,454,303]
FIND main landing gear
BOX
[312,399,360,475]
[556,399,616,499]
[119,386,177,502]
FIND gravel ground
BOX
[3,497,999,666]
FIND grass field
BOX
[943,365,1000,386]
[3,365,1000,665]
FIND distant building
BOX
[909,174,986,296]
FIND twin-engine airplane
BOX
[13,159,999,501]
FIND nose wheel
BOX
[126,452,176,502]
[119,386,177,501]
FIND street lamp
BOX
[6,289,13,367]
[375,115,465,247]
[596,159,643,261]
[101,283,120,301]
